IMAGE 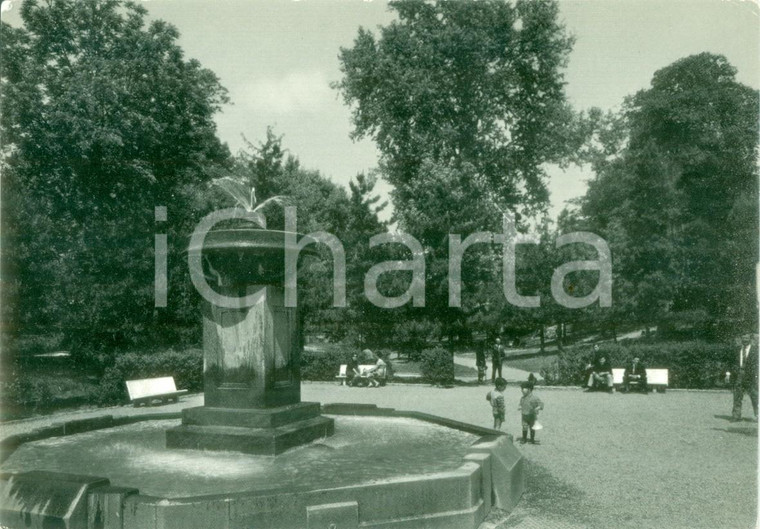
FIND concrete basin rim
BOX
[0,406,509,503]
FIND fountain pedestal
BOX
[166,231,334,454]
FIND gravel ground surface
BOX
[2,383,757,529]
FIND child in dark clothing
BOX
[518,381,544,444]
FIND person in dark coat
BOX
[476,343,487,384]
[623,356,648,393]
[586,355,613,393]
[731,334,758,422]
[346,353,361,387]
[491,338,504,382]
[582,344,601,389]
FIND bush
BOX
[4,333,65,359]
[420,347,455,386]
[393,320,440,361]
[2,375,54,411]
[300,345,354,381]
[93,348,203,404]
[549,341,734,389]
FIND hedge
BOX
[541,341,735,389]
[300,345,355,381]
[300,346,394,381]
[94,348,203,404]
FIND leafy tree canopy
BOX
[2,0,230,217]
[579,53,759,336]
[1,0,231,353]
[335,0,576,216]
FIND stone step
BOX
[165,415,335,455]
[181,402,322,429]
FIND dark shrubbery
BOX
[93,348,203,404]
[5,333,65,358]
[393,320,440,361]
[300,345,354,381]
[300,345,394,381]
[543,341,734,389]
[420,347,455,386]
[2,375,54,412]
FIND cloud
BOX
[239,70,335,116]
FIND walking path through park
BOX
[1,383,756,529]
[453,351,544,384]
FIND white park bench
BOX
[336,364,386,386]
[612,368,669,393]
[647,369,668,392]
[126,376,187,407]
[335,364,348,384]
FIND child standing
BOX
[518,381,544,444]
[486,377,507,429]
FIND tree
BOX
[343,173,390,345]
[336,0,575,216]
[579,53,759,337]
[219,132,390,345]
[336,0,578,340]
[1,0,231,356]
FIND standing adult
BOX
[491,338,504,382]
[475,342,487,384]
[731,334,758,422]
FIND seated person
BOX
[365,351,387,387]
[586,355,613,392]
[346,352,362,387]
[582,344,601,388]
[623,356,648,393]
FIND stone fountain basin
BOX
[191,228,318,285]
[0,405,524,529]
[190,228,316,254]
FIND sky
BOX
[2,0,758,220]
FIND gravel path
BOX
[453,352,544,383]
[1,383,757,529]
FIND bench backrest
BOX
[358,364,377,375]
[646,368,668,386]
[611,368,669,386]
[126,377,178,400]
[338,364,347,376]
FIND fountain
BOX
[164,224,335,455]
[0,186,525,528]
